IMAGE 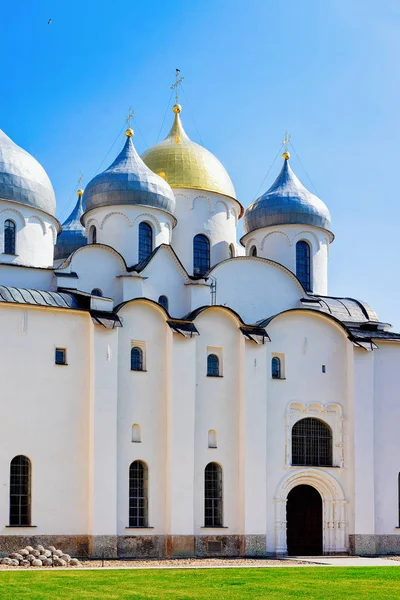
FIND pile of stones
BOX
[1,545,80,567]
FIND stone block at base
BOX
[166,535,195,558]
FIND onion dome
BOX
[0,129,56,216]
[54,189,87,260]
[243,153,331,235]
[141,105,242,215]
[82,128,175,216]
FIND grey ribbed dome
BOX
[244,158,331,235]
[0,129,56,216]
[83,133,176,216]
[54,194,87,260]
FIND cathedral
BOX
[1,97,399,560]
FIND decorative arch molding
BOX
[57,242,128,274]
[132,212,162,234]
[174,192,192,210]
[215,199,230,219]
[100,211,133,230]
[164,221,172,243]
[29,215,47,235]
[260,230,291,250]
[285,401,344,469]
[85,217,100,238]
[48,224,57,245]
[292,229,321,248]
[192,194,214,214]
[0,207,26,228]
[274,468,347,555]
[245,237,258,253]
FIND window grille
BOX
[207,354,220,377]
[296,240,311,291]
[91,288,102,297]
[271,356,281,379]
[158,295,169,312]
[292,418,333,466]
[10,455,31,526]
[4,220,16,255]
[138,222,153,262]
[55,348,66,365]
[129,461,148,527]
[204,462,223,527]
[131,347,143,371]
[250,245,257,257]
[193,234,210,276]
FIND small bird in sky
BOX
[48,19,52,25]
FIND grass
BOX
[1,566,400,599]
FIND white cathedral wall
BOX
[83,205,174,266]
[0,305,91,536]
[171,189,239,275]
[0,264,53,290]
[241,224,330,295]
[0,201,58,269]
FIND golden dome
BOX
[141,107,243,217]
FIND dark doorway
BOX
[287,484,323,555]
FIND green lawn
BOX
[0,566,400,599]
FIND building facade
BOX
[0,106,400,559]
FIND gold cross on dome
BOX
[126,108,134,128]
[77,171,83,186]
[282,132,291,150]
[170,68,184,104]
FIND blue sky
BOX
[1,0,400,326]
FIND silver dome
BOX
[0,129,56,216]
[83,133,176,216]
[243,158,331,235]
[54,194,87,260]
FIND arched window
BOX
[208,430,217,449]
[91,288,102,297]
[292,418,332,467]
[204,462,223,527]
[193,234,210,276]
[229,243,235,258]
[296,240,311,291]
[271,356,281,379]
[129,460,148,527]
[250,245,257,257]
[4,219,16,255]
[89,225,97,244]
[158,295,169,312]
[207,354,220,377]
[132,424,141,443]
[131,347,143,371]
[10,455,31,526]
[138,222,153,262]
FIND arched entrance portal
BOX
[287,485,322,555]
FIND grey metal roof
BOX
[83,135,176,216]
[0,285,79,309]
[54,195,87,260]
[243,158,331,235]
[0,129,56,216]
[301,295,380,324]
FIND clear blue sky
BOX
[1,0,400,327]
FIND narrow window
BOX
[158,295,169,312]
[229,243,235,258]
[322,365,326,373]
[207,354,220,377]
[10,456,31,526]
[138,222,153,262]
[91,288,102,297]
[204,462,223,527]
[55,348,67,365]
[89,225,97,244]
[131,347,143,371]
[250,245,257,257]
[208,430,217,448]
[4,219,16,255]
[129,460,148,527]
[296,240,311,291]
[271,356,281,379]
[193,234,210,276]
[132,424,141,443]
[292,418,332,467]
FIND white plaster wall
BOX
[0,305,91,535]
[0,201,58,269]
[82,205,174,266]
[171,189,239,274]
[0,264,53,290]
[242,224,331,295]
[209,257,303,323]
